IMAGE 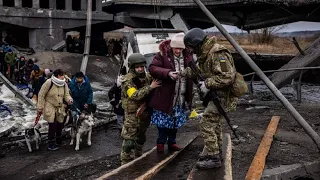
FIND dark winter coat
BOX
[108,84,124,115]
[5,52,17,66]
[148,40,194,114]
[0,52,5,64]
[68,76,93,111]
[1,45,13,53]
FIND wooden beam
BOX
[245,116,280,180]
[97,132,198,180]
[136,134,198,180]
[97,147,157,179]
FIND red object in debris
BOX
[34,112,42,126]
[96,58,100,61]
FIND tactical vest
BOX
[121,72,152,114]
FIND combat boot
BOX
[196,154,222,169]
[134,143,143,158]
[120,151,133,165]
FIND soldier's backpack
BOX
[231,71,248,97]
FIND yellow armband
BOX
[127,87,137,98]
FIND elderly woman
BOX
[37,69,73,150]
[148,32,194,152]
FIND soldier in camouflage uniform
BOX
[120,53,161,165]
[184,28,237,169]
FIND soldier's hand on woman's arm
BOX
[150,79,161,89]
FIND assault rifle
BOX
[188,60,239,139]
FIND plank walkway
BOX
[98,131,199,180]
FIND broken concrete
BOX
[262,159,320,180]
[104,0,320,30]
[0,5,112,50]
[270,36,320,89]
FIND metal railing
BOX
[243,66,320,104]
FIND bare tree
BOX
[249,25,287,44]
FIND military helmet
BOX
[128,53,146,68]
[184,28,206,48]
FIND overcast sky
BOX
[210,21,320,33]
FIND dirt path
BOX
[1,99,319,179]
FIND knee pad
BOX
[123,139,135,153]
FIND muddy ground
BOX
[2,101,317,180]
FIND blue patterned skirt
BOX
[151,106,187,129]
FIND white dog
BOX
[70,111,95,151]
[25,124,41,153]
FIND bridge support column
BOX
[170,13,189,33]
[81,0,87,11]
[65,0,72,11]
[14,0,22,7]
[0,0,3,6]
[49,0,56,9]
[33,0,40,9]
[96,0,102,11]
[1,31,6,42]
[29,28,64,50]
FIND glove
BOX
[199,81,210,96]
[188,110,199,119]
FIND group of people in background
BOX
[37,70,93,150]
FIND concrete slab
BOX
[262,159,320,180]
[270,36,320,89]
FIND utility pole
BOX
[80,0,92,75]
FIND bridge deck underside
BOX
[103,1,320,30]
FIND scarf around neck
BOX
[51,75,66,87]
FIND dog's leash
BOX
[34,111,42,126]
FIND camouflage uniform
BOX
[197,36,237,156]
[120,70,153,165]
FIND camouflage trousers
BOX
[120,112,151,165]
[200,101,223,156]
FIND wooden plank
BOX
[270,36,320,88]
[97,132,198,180]
[187,133,233,180]
[245,116,280,180]
[136,133,198,180]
